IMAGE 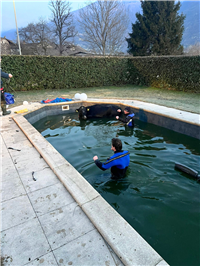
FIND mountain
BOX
[179,1,200,46]
[73,1,200,53]
[125,0,200,46]
[1,29,17,42]
[2,1,199,53]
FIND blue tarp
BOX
[41,98,72,104]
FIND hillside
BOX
[1,1,199,53]
[73,0,200,53]
[180,1,200,46]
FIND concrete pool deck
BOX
[1,98,199,266]
[0,111,126,266]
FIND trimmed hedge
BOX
[127,56,200,92]
[1,55,199,92]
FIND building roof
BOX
[62,44,93,56]
[0,39,94,56]
[0,37,16,45]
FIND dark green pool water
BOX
[33,114,200,266]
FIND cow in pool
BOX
[76,104,121,120]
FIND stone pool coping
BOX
[12,112,168,265]
[6,98,200,266]
[88,98,200,126]
[86,99,200,139]
[19,98,200,140]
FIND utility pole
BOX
[13,0,22,55]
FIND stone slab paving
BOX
[0,114,125,266]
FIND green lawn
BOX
[8,85,200,114]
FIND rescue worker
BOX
[0,58,13,116]
[116,106,135,127]
[93,138,130,179]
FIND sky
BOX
[0,0,193,34]
[0,0,95,32]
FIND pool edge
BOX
[12,113,169,266]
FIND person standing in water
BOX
[116,106,135,127]
[93,138,130,179]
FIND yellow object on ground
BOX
[14,108,28,114]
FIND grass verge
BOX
[7,85,200,114]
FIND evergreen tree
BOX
[127,1,185,56]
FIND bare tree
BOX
[34,18,55,55]
[49,0,76,55]
[78,1,128,55]
[19,19,54,55]
[19,23,36,43]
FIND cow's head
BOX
[76,106,87,120]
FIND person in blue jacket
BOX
[1,57,13,116]
[116,106,135,127]
[93,138,130,179]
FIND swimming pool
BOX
[33,113,200,266]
